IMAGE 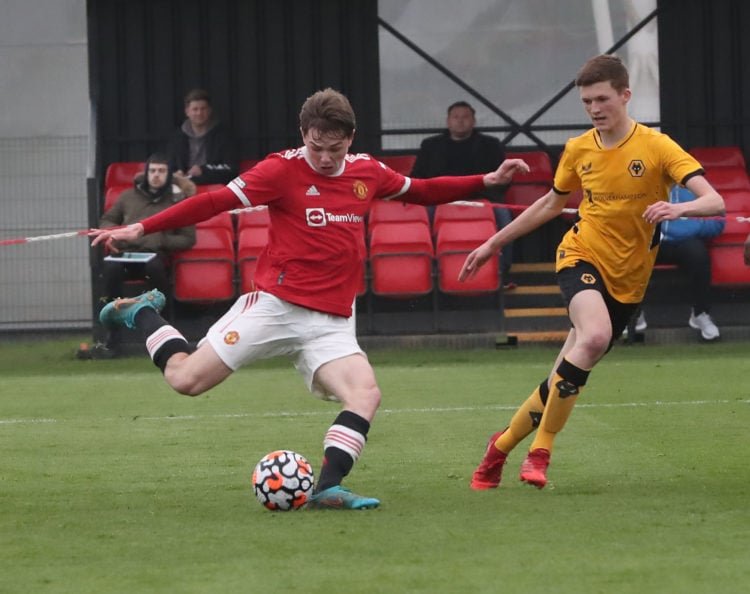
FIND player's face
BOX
[147,163,169,189]
[447,106,475,140]
[185,100,212,128]
[579,81,631,133]
[302,128,354,175]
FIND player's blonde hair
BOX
[575,54,630,92]
[299,88,356,138]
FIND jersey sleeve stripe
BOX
[228,180,252,206]
[381,176,412,200]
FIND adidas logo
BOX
[306,185,320,196]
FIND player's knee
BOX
[367,385,382,409]
[579,329,611,359]
[350,384,381,419]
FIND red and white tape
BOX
[0,202,746,247]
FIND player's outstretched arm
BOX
[459,239,499,282]
[483,158,530,187]
[459,188,566,282]
[90,223,144,253]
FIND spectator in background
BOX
[410,101,516,289]
[167,88,238,185]
[82,154,196,359]
[634,184,723,341]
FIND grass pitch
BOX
[1,337,748,594]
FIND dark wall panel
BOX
[658,0,750,160]
[91,0,750,191]
[88,0,381,181]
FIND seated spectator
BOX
[167,88,238,185]
[86,154,197,358]
[631,185,724,341]
[410,100,516,288]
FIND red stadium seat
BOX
[104,162,145,189]
[103,185,129,212]
[172,227,236,302]
[708,215,749,245]
[432,200,496,237]
[369,221,434,296]
[720,189,750,214]
[505,151,554,184]
[689,146,746,170]
[195,210,234,231]
[435,220,499,294]
[375,155,417,175]
[237,225,269,293]
[368,200,429,236]
[236,208,271,230]
[709,244,750,285]
[504,183,550,216]
[704,167,750,192]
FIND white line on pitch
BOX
[1,398,748,426]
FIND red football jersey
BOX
[139,147,486,318]
[228,149,409,317]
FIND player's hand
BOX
[642,201,679,224]
[89,223,145,252]
[187,165,203,178]
[484,158,530,187]
[459,241,499,282]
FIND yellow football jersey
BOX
[554,122,703,303]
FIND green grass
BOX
[1,337,748,594]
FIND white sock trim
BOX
[323,424,366,461]
[145,325,187,360]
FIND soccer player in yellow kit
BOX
[461,54,725,490]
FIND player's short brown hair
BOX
[299,88,356,138]
[575,55,630,92]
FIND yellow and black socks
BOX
[530,358,589,453]
[495,380,548,453]
[315,410,370,493]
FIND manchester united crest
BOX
[353,180,368,200]
[224,331,240,345]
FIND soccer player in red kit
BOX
[91,88,529,509]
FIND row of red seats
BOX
[103,146,750,299]
[689,146,750,285]
[171,201,505,303]
[101,154,552,303]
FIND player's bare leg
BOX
[162,343,233,396]
[521,290,608,487]
[307,353,381,510]
[99,289,233,396]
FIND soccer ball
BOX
[252,450,315,511]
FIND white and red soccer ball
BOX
[252,450,315,511]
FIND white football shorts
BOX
[204,291,364,399]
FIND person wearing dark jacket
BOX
[167,88,238,185]
[410,101,516,288]
[85,154,196,358]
